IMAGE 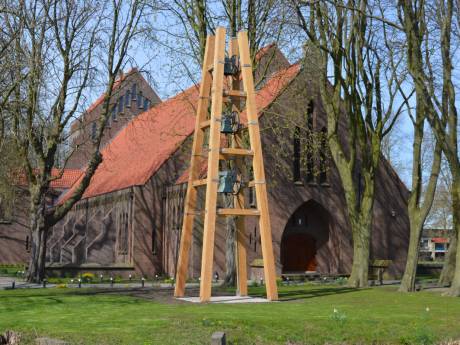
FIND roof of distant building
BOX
[14,168,83,190]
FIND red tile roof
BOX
[61,63,301,202]
[255,43,276,60]
[432,237,449,243]
[14,168,82,190]
[49,169,83,189]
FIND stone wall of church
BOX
[47,189,134,269]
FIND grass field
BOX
[0,284,459,344]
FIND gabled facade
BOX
[67,68,161,169]
[47,46,410,279]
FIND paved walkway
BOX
[177,295,272,304]
[0,276,204,290]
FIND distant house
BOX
[420,228,451,261]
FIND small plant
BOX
[81,272,95,283]
[335,277,348,285]
[329,308,347,326]
[56,284,67,289]
[164,277,174,284]
[201,318,215,327]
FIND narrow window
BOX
[357,172,362,208]
[293,126,301,182]
[306,101,315,183]
[131,83,137,100]
[118,95,124,113]
[125,91,131,108]
[25,235,30,252]
[143,98,149,110]
[307,100,314,130]
[117,211,129,255]
[91,122,97,140]
[319,127,328,184]
[137,92,143,109]
[111,105,117,121]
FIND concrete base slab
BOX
[176,295,271,303]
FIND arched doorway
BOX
[281,200,330,273]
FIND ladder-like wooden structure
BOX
[174,27,278,302]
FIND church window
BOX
[131,83,137,100]
[293,126,301,182]
[137,92,143,109]
[306,101,315,183]
[319,127,328,184]
[117,211,129,255]
[91,122,97,141]
[125,91,131,107]
[111,105,117,121]
[118,95,124,113]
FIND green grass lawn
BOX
[0,284,459,344]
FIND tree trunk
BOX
[26,194,48,283]
[348,211,372,288]
[399,216,423,292]
[439,230,457,286]
[26,226,48,283]
[446,178,460,296]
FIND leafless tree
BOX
[290,0,407,287]
[398,0,460,296]
[0,0,147,282]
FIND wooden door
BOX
[281,233,317,272]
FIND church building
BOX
[2,45,410,280]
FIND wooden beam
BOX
[174,35,216,298]
[200,120,211,129]
[199,27,227,303]
[217,208,260,216]
[229,37,248,297]
[238,31,278,301]
[223,90,247,98]
[220,148,254,156]
[192,179,207,187]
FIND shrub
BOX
[82,272,95,283]
[276,277,283,287]
[163,277,174,284]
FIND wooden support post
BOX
[174,35,215,298]
[229,37,248,297]
[238,31,278,301]
[175,27,275,302]
[199,27,227,302]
